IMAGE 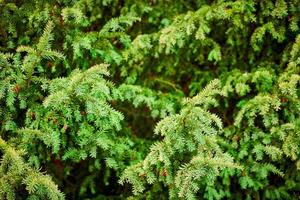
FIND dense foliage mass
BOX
[0,0,299,199]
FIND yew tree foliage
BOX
[0,0,299,199]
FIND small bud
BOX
[280,98,288,103]
[13,84,21,93]
[31,112,36,120]
[63,124,68,131]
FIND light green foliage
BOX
[0,138,64,200]
[22,64,125,162]
[120,80,239,200]
[114,84,182,118]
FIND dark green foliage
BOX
[0,0,299,199]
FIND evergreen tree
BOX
[0,0,299,199]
